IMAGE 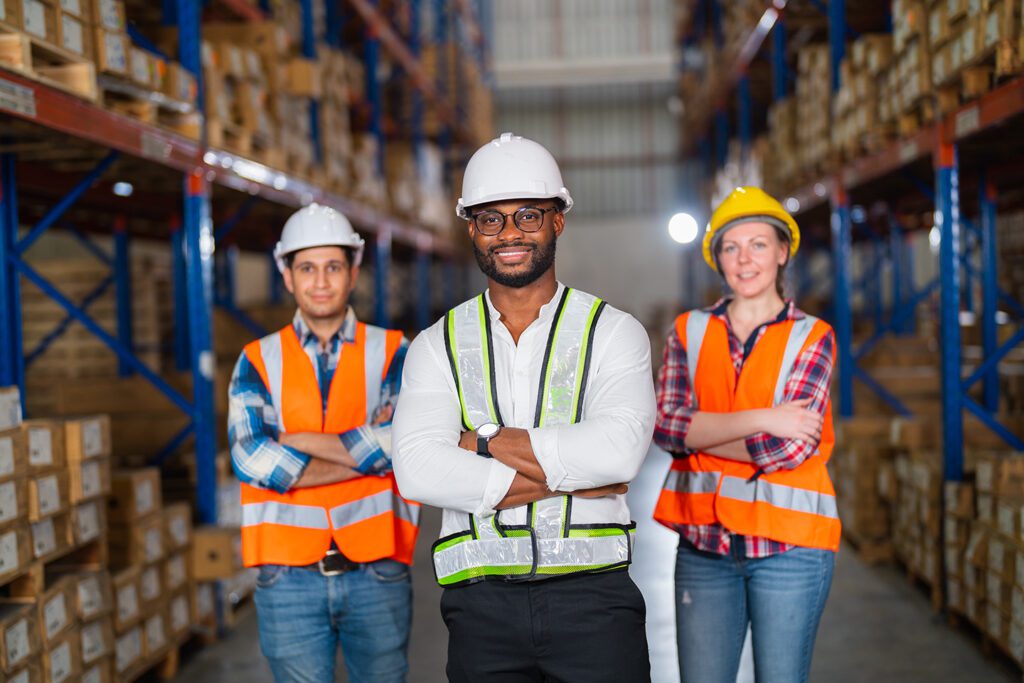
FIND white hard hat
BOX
[273,203,365,273]
[456,132,574,219]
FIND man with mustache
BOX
[393,132,656,681]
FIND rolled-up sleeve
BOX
[392,328,517,516]
[527,314,655,492]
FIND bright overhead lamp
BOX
[668,212,700,245]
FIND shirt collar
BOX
[292,307,358,348]
[483,281,567,323]
[705,297,805,323]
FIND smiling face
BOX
[282,246,359,320]
[715,221,790,300]
[467,199,563,289]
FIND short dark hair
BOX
[286,246,355,269]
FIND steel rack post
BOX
[0,153,23,400]
[936,142,963,482]
[771,15,787,102]
[171,216,191,371]
[714,109,728,170]
[831,182,854,417]
[416,248,431,331]
[300,0,322,165]
[828,0,845,92]
[113,216,134,377]
[184,171,218,524]
[374,227,392,327]
[979,170,1000,413]
[365,0,385,175]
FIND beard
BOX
[473,237,557,288]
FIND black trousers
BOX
[441,570,651,682]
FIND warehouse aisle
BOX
[175,448,1017,682]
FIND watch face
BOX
[477,423,500,438]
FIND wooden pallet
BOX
[842,529,894,566]
[897,98,936,138]
[122,631,191,683]
[0,23,97,101]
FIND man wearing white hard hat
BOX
[393,133,655,680]
[228,203,420,683]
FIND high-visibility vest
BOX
[240,322,421,567]
[431,288,636,587]
[652,309,841,552]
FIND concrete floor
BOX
[174,448,1019,682]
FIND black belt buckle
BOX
[318,549,357,576]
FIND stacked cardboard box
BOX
[795,45,832,175]
[832,417,895,561]
[765,98,799,197]
[832,34,894,159]
[319,46,354,191]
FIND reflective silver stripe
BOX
[773,316,819,405]
[363,325,387,416]
[662,469,721,495]
[242,501,330,530]
[449,296,497,430]
[537,289,601,429]
[685,311,711,410]
[395,498,421,526]
[434,534,632,583]
[329,489,392,528]
[258,333,285,430]
[718,475,839,519]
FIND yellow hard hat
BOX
[702,186,801,272]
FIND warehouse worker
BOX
[228,203,419,683]
[393,132,655,681]
[652,186,837,683]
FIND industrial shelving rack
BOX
[678,0,1023,483]
[0,0,492,525]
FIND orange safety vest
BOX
[653,309,841,551]
[240,322,421,567]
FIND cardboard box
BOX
[0,524,31,583]
[29,471,69,521]
[42,630,81,683]
[81,657,113,683]
[39,575,77,646]
[69,458,111,503]
[138,562,162,611]
[285,58,321,97]
[191,526,241,580]
[71,500,105,546]
[6,659,42,683]
[30,513,72,561]
[51,569,112,620]
[111,566,141,632]
[164,552,189,593]
[167,591,189,640]
[0,387,21,430]
[108,469,160,523]
[142,609,168,657]
[0,602,39,673]
[79,616,113,666]
[22,420,65,472]
[0,478,27,529]
[0,428,27,482]
[109,513,163,566]
[113,625,142,676]
[88,0,121,30]
[164,502,192,551]
[128,46,157,88]
[64,417,110,463]
[58,0,87,17]
[56,9,91,57]
[20,0,56,42]
[162,61,197,103]
[192,581,214,623]
[94,28,129,75]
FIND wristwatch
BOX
[475,423,501,457]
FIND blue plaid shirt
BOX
[228,308,408,493]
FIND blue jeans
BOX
[254,560,412,683]
[674,540,834,683]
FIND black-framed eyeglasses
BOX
[469,206,559,236]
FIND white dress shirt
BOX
[393,282,655,519]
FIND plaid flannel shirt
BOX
[653,299,835,557]
[228,308,408,493]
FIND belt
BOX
[297,549,363,577]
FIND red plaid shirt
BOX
[653,299,835,558]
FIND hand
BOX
[566,483,629,498]
[765,398,824,443]
[459,430,476,451]
[373,403,395,425]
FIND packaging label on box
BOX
[145,613,166,650]
[61,15,85,55]
[49,640,72,683]
[80,461,101,498]
[10,667,29,683]
[28,427,53,467]
[60,0,83,14]
[0,529,19,573]
[140,566,159,602]
[0,436,14,477]
[136,480,154,516]
[144,527,162,562]
[33,517,56,557]
[0,480,18,523]
[195,583,214,619]
[130,48,149,86]
[76,502,100,542]
[82,665,102,683]
[23,0,47,39]
[169,516,188,547]
[82,420,102,458]
[97,0,123,30]
[0,391,20,430]
[79,575,103,619]
[1011,623,1024,664]
[117,584,138,622]
[81,620,106,663]
[167,554,186,590]
[170,595,188,631]
[37,474,60,515]
[4,618,30,667]
[116,628,141,672]
[102,31,128,73]
[44,591,68,639]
